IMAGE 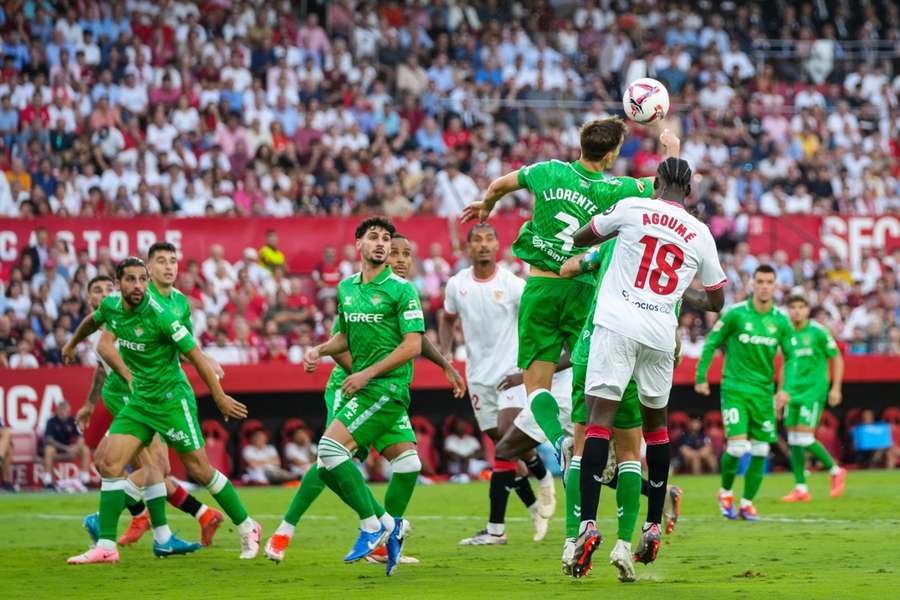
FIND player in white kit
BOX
[440,223,571,546]
[569,158,727,579]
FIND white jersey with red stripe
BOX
[590,196,727,353]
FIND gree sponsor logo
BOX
[737,333,778,346]
[119,339,146,351]
[345,312,384,323]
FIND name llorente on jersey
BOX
[642,211,698,243]
[542,187,599,214]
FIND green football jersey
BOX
[148,280,193,333]
[325,319,348,391]
[571,240,617,366]
[784,320,838,404]
[513,159,653,275]
[335,266,425,405]
[696,299,793,394]
[93,291,196,403]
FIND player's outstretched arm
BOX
[460,170,522,224]
[76,366,108,430]
[422,335,466,398]
[97,328,133,387]
[660,128,681,159]
[681,286,725,313]
[183,346,247,420]
[341,332,422,396]
[62,313,100,364]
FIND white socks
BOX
[153,525,173,544]
[276,521,295,537]
[237,517,256,535]
[830,465,842,476]
[97,539,116,551]
[360,516,381,532]
[796,483,809,493]
[740,498,753,508]
[379,513,395,532]
[487,522,504,536]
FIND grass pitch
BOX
[2,470,898,600]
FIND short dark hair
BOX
[87,274,114,290]
[787,294,808,306]
[657,157,692,190]
[391,232,408,241]
[115,257,147,280]
[355,216,395,239]
[579,117,627,161]
[467,222,497,242]
[754,264,776,277]
[147,241,177,260]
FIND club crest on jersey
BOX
[493,290,503,302]
[745,323,753,331]
[767,325,777,334]
[134,327,143,337]
[344,296,353,306]
[371,294,382,305]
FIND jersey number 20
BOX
[634,235,684,295]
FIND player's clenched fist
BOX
[303,347,321,372]
[62,342,78,365]
[694,382,710,396]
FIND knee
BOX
[495,437,516,461]
[725,439,752,458]
[94,453,118,476]
[44,446,56,461]
[750,441,770,457]
[391,449,421,474]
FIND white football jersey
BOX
[88,329,113,374]
[444,265,525,387]
[590,196,727,352]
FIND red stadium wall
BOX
[3,215,897,272]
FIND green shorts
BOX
[108,382,204,453]
[518,277,594,369]
[721,388,777,442]
[333,386,415,453]
[572,362,642,429]
[784,400,825,430]
[101,376,131,417]
[326,384,416,457]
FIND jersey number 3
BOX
[634,235,684,295]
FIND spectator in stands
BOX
[443,419,486,481]
[283,427,316,478]
[676,416,719,474]
[312,246,341,301]
[258,229,285,271]
[9,339,38,368]
[241,426,295,485]
[41,401,90,489]
[0,416,13,491]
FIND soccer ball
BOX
[622,78,670,124]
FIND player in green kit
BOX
[63,257,260,564]
[266,232,464,570]
[80,243,226,548]
[462,120,678,467]
[300,218,426,576]
[780,295,847,502]
[695,264,793,521]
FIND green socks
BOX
[144,483,168,528]
[565,457,581,539]
[530,389,565,447]
[284,464,327,526]
[742,456,766,501]
[720,452,740,491]
[616,461,642,542]
[206,469,249,525]
[317,438,377,521]
[384,449,420,518]
[808,441,835,470]
[98,478,127,542]
[790,445,807,485]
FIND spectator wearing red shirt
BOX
[632,137,664,178]
[20,93,50,129]
[312,246,342,301]
[442,116,471,152]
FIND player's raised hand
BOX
[62,342,78,365]
[75,404,94,431]
[694,381,710,396]
[828,387,842,407]
[660,128,681,156]
[460,201,490,224]
[214,393,248,421]
[303,347,321,372]
[498,372,524,391]
[444,366,467,399]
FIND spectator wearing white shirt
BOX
[171,96,199,134]
[444,419,487,479]
[283,428,316,478]
[436,161,479,218]
[118,72,148,116]
[697,78,735,114]
[146,108,179,154]
[241,428,295,485]
[9,339,39,368]
[722,40,755,81]
[202,244,237,284]
[221,52,253,92]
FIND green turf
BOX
[1,470,898,600]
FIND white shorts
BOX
[514,368,575,444]
[585,326,673,409]
[468,382,527,431]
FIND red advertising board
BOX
[0,216,528,272]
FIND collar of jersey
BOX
[569,160,606,181]
[352,265,393,286]
[747,296,774,316]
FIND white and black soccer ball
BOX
[622,78,670,124]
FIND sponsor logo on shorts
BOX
[762,421,774,432]
[165,428,189,444]
[737,333,778,346]
[343,399,359,417]
[621,290,671,313]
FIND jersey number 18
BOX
[634,235,684,295]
